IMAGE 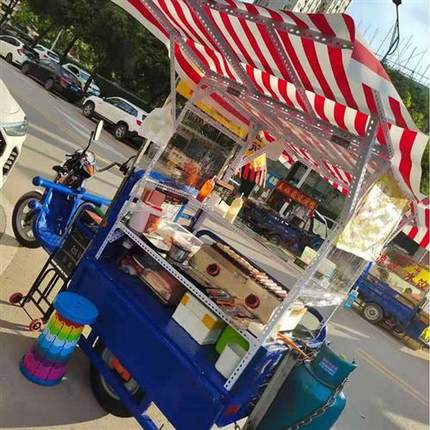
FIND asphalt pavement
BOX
[0,60,428,430]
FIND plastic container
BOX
[216,325,249,355]
[157,221,203,257]
[215,343,247,379]
[172,293,224,345]
[225,195,244,223]
[196,177,215,202]
[128,202,162,234]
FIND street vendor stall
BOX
[14,1,430,429]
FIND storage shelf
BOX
[117,222,258,347]
[94,259,229,393]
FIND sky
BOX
[347,0,430,78]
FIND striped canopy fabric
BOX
[114,0,429,249]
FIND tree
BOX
[0,0,20,27]
[24,0,170,106]
[387,68,429,197]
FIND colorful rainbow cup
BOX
[20,292,98,386]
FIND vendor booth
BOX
[12,1,429,429]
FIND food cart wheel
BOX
[362,303,384,324]
[267,233,281,246]
[90,342,143,417]
[9,292,24,305]
[29,319,44,332]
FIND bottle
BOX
[343,288,359,310]
[196,177,215,202]
[225,194,244,223]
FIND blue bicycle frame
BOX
[30,176,111,254]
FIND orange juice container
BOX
[196,177,215,202]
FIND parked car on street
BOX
[62,63,101,97]
[82,96,148,141]
[33,44,60,63]
[21,58,83,102]
[0,79,27,189]
[0,35,27,66]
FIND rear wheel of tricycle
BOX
[12,191,42,248]
[90,342,143,417]
[363,303,384,324]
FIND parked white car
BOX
[33,44,60,63]
[0,35,27,66]
[0,79,27,188]
[62,63,101,96]
[82,96,148,141]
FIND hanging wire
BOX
[381,0,402,62]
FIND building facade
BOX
[254,0,352,13]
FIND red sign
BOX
[275,181,318,211]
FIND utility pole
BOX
[50,28,64,51]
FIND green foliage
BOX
[387,68,429,196]
[421,143,429,196]
[387,68,429,134]
[20,0,170,108]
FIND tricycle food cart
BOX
[354,251,429,346]
[14,1,430,429]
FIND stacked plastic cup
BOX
[20,292,98,386]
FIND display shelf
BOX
[116,221,258,347]
[93,259,229,393]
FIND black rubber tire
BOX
[11,191,43,248]
[89,342,143,418]
[6,53,13,63]
[44,78,54,91]
[267,233,281,246]
[21,62,30,75]
[362,303,384,324]
[113,122,128,141]
[83,101,95,118]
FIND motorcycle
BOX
[12,121,123,253]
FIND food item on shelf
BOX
[196,177,215,202]
[129,201,162,235]
[225,194,244,224]
[172,293,225,345]
[157,221,203,257]
[167,239,191,263]
[143,269,186,305]
[144,203,162,234]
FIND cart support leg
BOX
[242,352,298,430]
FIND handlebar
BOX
[97,155,136,174]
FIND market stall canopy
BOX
[114,0,429,249]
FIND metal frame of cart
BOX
[63,1,427,428]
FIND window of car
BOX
[118,101,138,117]
[47,51,59,61]
[67,64,79,75]
[80,70,91,81]
[106,97,122,107]
[34,45,44,52]
[0,36,19,46]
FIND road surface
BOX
[0,61,428,430]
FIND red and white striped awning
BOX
[115,0,429,249]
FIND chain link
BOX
[283,377,348,430]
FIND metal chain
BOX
[284,376,349,430]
